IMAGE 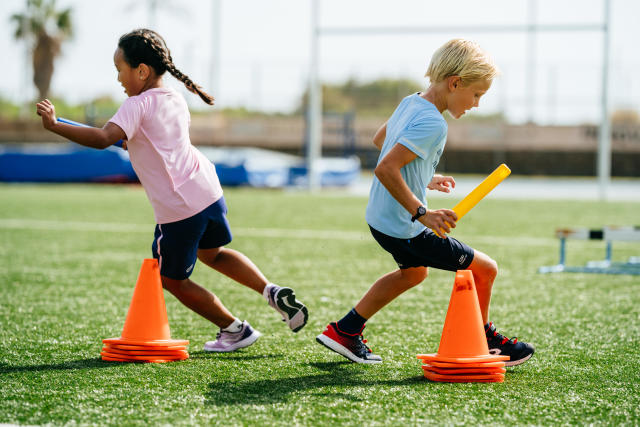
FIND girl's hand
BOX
[419,208,457,238]
[427,174,455,193]
[36,99,58,130]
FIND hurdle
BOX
[538,226,640,275]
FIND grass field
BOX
[1,183,639,425]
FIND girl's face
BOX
[113,48,144,97]
[447,78,491,119]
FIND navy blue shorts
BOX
[152,197,233,280]
[369,225,474,271]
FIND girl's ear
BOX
[138,63,151,80]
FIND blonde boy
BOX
[316,39,534,365]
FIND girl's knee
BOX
[161,275,188,292]
[197,247,222,264]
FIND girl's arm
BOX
[36,99,126,149]
[373,121,387,150]
[375,143,457,237]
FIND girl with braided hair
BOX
[36,28,308,353]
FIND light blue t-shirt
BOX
[365,93,448,239]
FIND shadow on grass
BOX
[189,351,285,361]
[205,361,425,405]
[0,358,120,374]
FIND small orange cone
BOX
[417,270,508,382]
[101,259,189,363]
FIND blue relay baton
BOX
[57,117,124,148]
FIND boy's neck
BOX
[420,83,447,114]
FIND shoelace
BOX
[486,323,518,345]
[356,334,374,353]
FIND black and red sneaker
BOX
[316,322,382,364]
[485,322,535,367]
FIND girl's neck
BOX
[138,76,164,95]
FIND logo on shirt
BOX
[458,254,467,265]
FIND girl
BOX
[36,28,308,352]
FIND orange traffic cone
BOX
[417,270,508,382]
[101,259,189,363]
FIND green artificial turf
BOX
[0,183,638,425]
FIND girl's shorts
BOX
[152,197,232,280]
[369,225,474,271]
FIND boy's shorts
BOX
[152,197,233,280]
[369,225,474,271]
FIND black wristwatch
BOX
[411,205,426,222]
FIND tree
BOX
[11,0,73,100]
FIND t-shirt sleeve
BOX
[108,96,145,141]
[397,118,446,159]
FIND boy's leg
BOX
[466,249,535,366]
[316,266,426,364]
[466,249,498,324]
[354,266,428,319]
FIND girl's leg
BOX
[197,247,268,294]
[466,249,498,324]
[354,266,428,319]
[161,275,235,328]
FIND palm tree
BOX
[10,0,73,100]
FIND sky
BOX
[2,0,639,125]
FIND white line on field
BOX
[0,218,555,246]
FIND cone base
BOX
[106,343,188,351]
[417,353,509,363]
[423,359,506,369]
[422,364,506,375]
[102,355,177,363]
[100,350,188,361]
[103,337,189,347]
[102,346,189,357]
[424,370,504,383]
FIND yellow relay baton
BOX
[436,164,511,238]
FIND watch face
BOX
[418,206,426,215]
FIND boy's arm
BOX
[36,99,126,149]
[372,122,387,150]
[427,174,456,193]
[375,143,457,236]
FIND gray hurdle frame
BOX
[538,226,640,275]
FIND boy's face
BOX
[448,78,491,119]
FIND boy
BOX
[316,39,534,366]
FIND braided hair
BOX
[118,29,214,105]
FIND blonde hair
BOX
[425,39,499,85]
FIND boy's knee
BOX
[401,267,428,288]
[471,251,498,281]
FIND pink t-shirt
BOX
[109,87,222,224]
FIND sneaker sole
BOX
[505,352,533,367]
[315,334,382,364]
[203,330,262,353]
[275,288,309,333]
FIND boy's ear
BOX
[447,76,462,91]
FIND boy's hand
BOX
[420,208,457,238]
[36,99,58,130]
[427,174,455,193]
